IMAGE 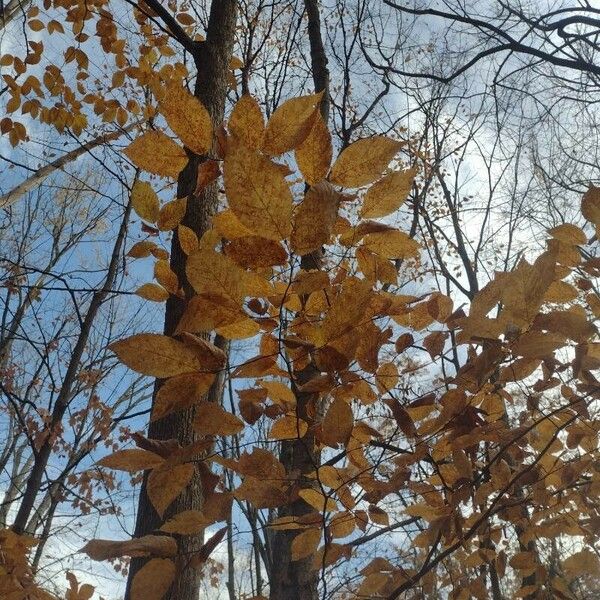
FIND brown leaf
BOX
[97,449,164,472]
[291,528,321,561]
[321,397,353,447]
[80,536,177,561]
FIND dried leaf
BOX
[268,414,308,440]
[147,463,195,517]
[321,398,353,447]
[194,401,244,436]
[81,536,177,561]
[97,449,164,472]
[152,372,215,421]
[291,528,321,561]
[136,283,169,302]
[228,94,265,150]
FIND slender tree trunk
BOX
[270,3,329,598]
[125,3,238,600]
[11,184,134,534]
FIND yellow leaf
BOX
[160,83,212,155]
[194,401,244,436]
[154,260,179,294]
[135,283,169,302]
[268,414,308,440]
[81,536,177,561]
[131,180,159,223]
[124,131,188,179]
[178,225,198,255]
[361,167,416,218]
[147,463,195,517]
[291,181,340,255]
[511,331,566,358]
[298,488,338,512]
[127,240,159,259]
[158,198,187,231]
[295,113,332,185]
[223,141,293,240]
[152,372,215,421]
[259,381,296,407]
[291,528,321,561]
[321,398,353,447]
[263,92,323,155]
[228,94,265,150]
[130,558,175,600]
[362,229,420,259]
[330,136,403,188]
[97,449,164,472]
[110,333,202,378]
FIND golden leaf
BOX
[295,112,332,184]
[130,558,175,600]
[97,449,164,472]
[321,398,353,447]
[152,372,215,421]
[223,141,293,240]
[228,94,265,150]
[194,401,244,436]
[147,463,195,517]
[81,536,177,561]
[329,136,403,188]
[263,92,323,155]
[375,362,398,394]
[259,380,296,407]
[298,488,338,512]
[131,180,159,223]
[330,512,356,539]
[291,528,321,561]
[110,333,202,378]
[157,198,187,231]
[124,131,188,179]
[291,181,340,255]
[178,224,199,255]
[362,229,420,259]
[135,283,169,302]
[360,167,416,218]
[548,223,587,245]
[268,414,308,440]
[160,82,212,154]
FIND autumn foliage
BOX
[2,2,600,600]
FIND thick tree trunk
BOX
[124,3,238,600]
[270,3,329,598]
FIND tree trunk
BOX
[270,3,329,598]
[124,3,238,600]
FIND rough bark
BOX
[124,3,238,600]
